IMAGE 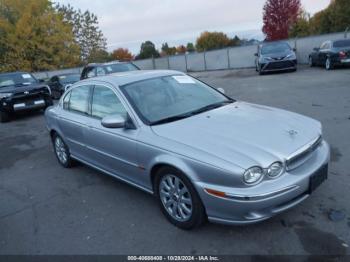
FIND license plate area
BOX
[309,165,328,194]
[13,99,45,109]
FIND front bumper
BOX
[260,59,297,72]
[195,140,330,225]
[0,94,53,114]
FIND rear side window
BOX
[333,40,350,48]
[68,85,91,115]
[91,85,127,119]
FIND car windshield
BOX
[104,63,139,74]
[261,42,291,55]
[333,40,350,48]
[0,73,37,88]
[120,75,233,125]
[59,74,80,83]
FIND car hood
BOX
[151,102,321,169]
[0,83,48,94]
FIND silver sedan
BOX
[45,70,330,229]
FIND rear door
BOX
[57,85,93,160]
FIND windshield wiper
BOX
[150,112,194,126]
[150,100,234,126]
[188,100,234,116]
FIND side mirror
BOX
[38,79,45,83]
[217,87,225,94]
[101,114,126,128]
[313,47,320,52]
[293,48,297,52]
[254,53,258,57]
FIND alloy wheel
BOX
[326,58,331,70]
[159,174,193,222]
[309,57,313,67]
[54,136,68,164]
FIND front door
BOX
[84,84,142,185]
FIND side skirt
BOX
[71,154,154,195]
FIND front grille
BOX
[286,136,323,171]
[265,61,295,70]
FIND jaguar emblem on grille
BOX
[24,91,29,95]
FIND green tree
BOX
[161,42,176,56]
[289,10,312,37]
[56,3,107,63]
[0,0,80,72]
[136,41,160,59]
[229,35,241,47]
[186,42,195,52]
[195,31,230,52]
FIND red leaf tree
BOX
[262,0,301,41]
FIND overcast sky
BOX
[55,0,331,53]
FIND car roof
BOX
[53,73,80,77]
[0,71,32,76]
[85,61,133,67]
[260,41,289,47]
[80,70,184,86]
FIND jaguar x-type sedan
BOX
[45,70,330,229]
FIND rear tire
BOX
[52,133,74,168]
[0,111,10,123]
[154,166,206,230]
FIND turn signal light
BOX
[205,188,227,198]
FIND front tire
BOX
[0,111,10,123]
[154,167,206,229]
[309,56,315,67]
[325,57,333,70]
[52,133,74,168]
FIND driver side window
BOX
[91,85,127,119]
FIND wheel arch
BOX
[148,155,200,192]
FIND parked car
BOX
[309,39,350,70]
[255,41,297,75]
[45,70,329,229]
[47,73,80,99]
[80,61,140,80]
[0,72,53,123]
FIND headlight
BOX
[243,167,264,184]
[262,57,273,62]
[0,93,12,99]
[267,162,284,178]
[44,85,51,95]
[286,53,296,60]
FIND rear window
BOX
[104,63,139,73]
[333,40,350,48]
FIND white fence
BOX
[32,31,347,79]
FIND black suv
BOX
[81,61,140,80]
[0,72,53,122]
